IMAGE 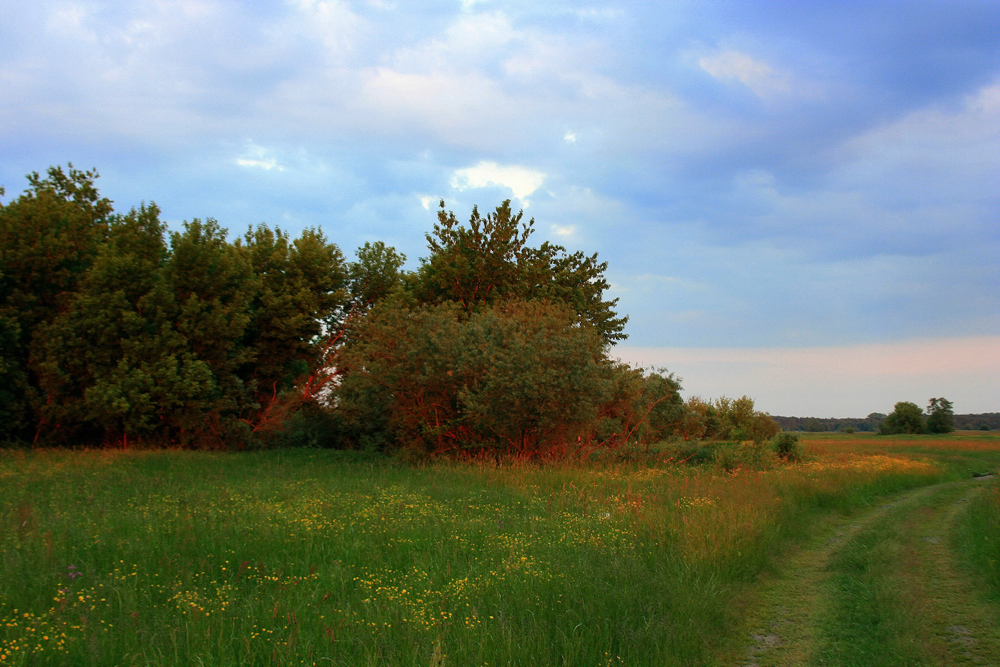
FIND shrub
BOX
[713,441,770,471]
[337,298,614,458]
[676,395,779,443]
[592,366,683,451]
[772,431,802,462]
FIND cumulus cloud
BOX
[450,161,546,204]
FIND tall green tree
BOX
[158,218,257,443]
[35,204,171,442]
[35,212,259,446]
[337,300,468,452]
[0,165,113,439]
[235,225,346,432]
[414,200,628,344]
[34,210,349,447]
[926,397,955,434]
[0,303,25,438]
[332,201,653,456]
[346,241,407,314]
[458,300,613,455]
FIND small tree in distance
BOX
[926,397,955,434]
[879,401,925,435]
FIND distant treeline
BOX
[773,413,999,432]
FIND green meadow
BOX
[2,433,999,666]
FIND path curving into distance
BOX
[720,475,1000,667]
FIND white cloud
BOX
[698,49,792,99]
[388,11,515,70]
[551,224,575,237]
[358,67,515,147]
[419,195,436,209]
[450,161,546,204]
[563,131,576,143]
[235,142,285,171]
[236,158,281,170]
[837,80,1000,193]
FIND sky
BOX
[2,0,998,418]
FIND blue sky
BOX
[2,0,998,417]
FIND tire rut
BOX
[886,481,1000,666]
[720,476,1000,667]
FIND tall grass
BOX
[954,476,1000,603]
[0,435,990,666]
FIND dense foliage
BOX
[1,167,345,447]
[955,413,1000,431]
[879,401,927,435]
[1,165,781,456]
[772,413,888,433]
[925,397,955,434]
[872,398,958,436]
[675,395,779,443]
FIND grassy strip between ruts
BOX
[812,479,1000,667]
[721,475,1000,667]
[954,474,1000,604]
[0,434,996,666]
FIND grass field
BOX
[1,433,998,666]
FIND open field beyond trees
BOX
[2,433,999,666]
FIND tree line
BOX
[1,165,779,456]
[774,399,992,434]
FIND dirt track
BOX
[721,476,1000,667]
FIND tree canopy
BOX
[0,165,113,439]
[413,200,628,345]
[1,166,346,446]
[879,401,926,435]
[926,397,955,434]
